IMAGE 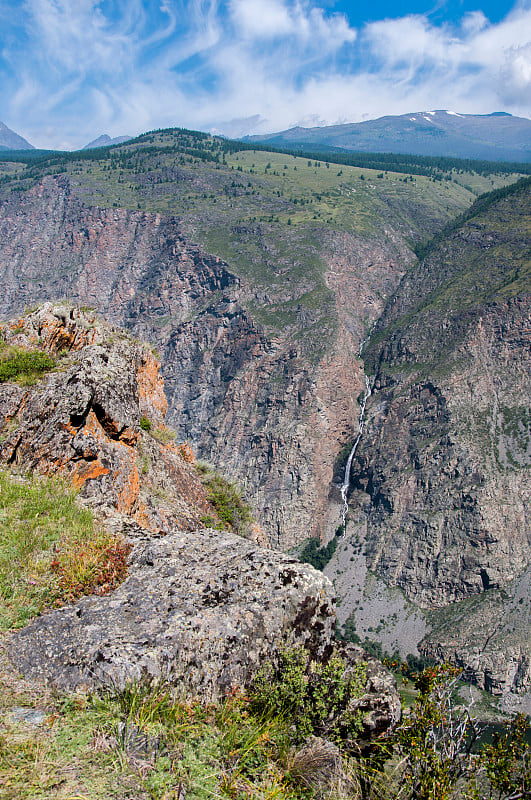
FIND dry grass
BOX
[285,736,360,799]
[0,469,129,629]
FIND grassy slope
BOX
[365,178,531,374]
[0,470,129,630]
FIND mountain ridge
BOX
[82,133,132,149]
[244,110,531,162]
[0,120,34,151]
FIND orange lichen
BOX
[136,352,168,422]
[134,501,151,528]
[25,310,101,354]
[115,450,140,515]
[178,442,195,463]
[70,460,110,489]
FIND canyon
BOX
[0,133,528,706]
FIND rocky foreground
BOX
[1,304,400,738]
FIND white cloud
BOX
[1,0,529,149]
[230,0,294,38]
[25,0,134,73]
[460,11,488,36]
[229,0,355,44]
[499,42,531,103]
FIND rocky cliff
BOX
[0,303,211,533]
[335,180,530,699]
[1,304,400,728]
[0,173,414,548]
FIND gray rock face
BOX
[353,187,531,609]
[9,528,335,700]
[422,568,531,697]
[0,303,211,533]
[0,175,409,549]
[335,183,530,696]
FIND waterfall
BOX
[340,374,371,526]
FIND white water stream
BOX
[340,374,372,527]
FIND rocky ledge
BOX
[1,304,400,735]
[8,527,335,701]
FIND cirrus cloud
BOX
[0,0,529,149]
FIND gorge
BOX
[0,131,528,710]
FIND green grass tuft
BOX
[0,469,129,629]
[0,345,55,384]
[199,467,253,536]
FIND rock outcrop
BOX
[0,303,212,533]
[2,305,400,730]
[9,527,335,701]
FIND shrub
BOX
[151,425,176,443]
[200,470,253,536]
[300,525,343,571]
[139,415,152,432]
[378,663,531,800]
[250,646,367,746]
[0,346,55,383]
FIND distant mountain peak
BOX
[244,110,530,162]
[82,134,132,150]
[0,121,34,151]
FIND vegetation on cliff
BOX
[365,176,531,373]
[0,340,55,384]
[0,470,129,630]
[197,462,254,536]
[1,655,529,800]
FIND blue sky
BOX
[0,0,529,149]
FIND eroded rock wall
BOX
[0,175,409,548]
[0,303,212,532]
[336,183,530,694]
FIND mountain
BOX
[327,178,531,704]
[244,111,531,163]
[0,120,34,150]
[0,128,528,707]
[0,129,494,551]
[82,133,132,149]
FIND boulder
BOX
[9,527,335,701]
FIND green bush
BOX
[201,470,253,536]
[377,664,531,800]
[250,646,366,745]
[139,415,152,432]
[0,346,55,383]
